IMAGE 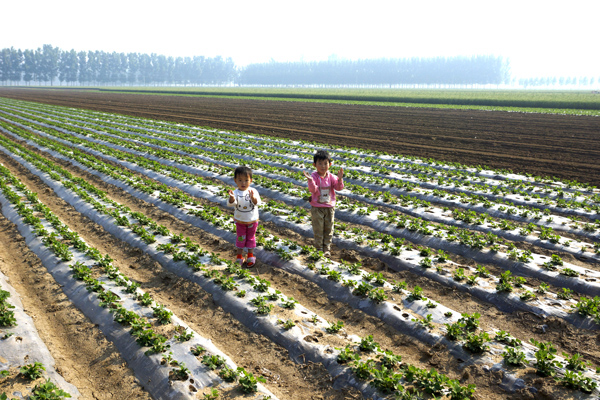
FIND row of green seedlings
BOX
[443,314,599,394]
[3,106,597,219]
[335,196,599,261]
[0,130,597,328]
[0,169,269,395]
[1,362,71,400]
[4,110,597,243]
[0,137,479,399]
[0,289,15,328]
[0,280,71,399]
[12,99,596,194]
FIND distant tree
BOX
[77,51,89,85]
[59,49,79,85]
[127,52,139,85]
[138,53,152,85]
[22,49,36,84]
[39,44,60,85]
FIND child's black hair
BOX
[313,150,332,164]
[234,166,253,179]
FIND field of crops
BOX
[0,94,599,400]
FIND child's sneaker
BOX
[246,255,256,267]
[324,250,331,258]
[236,255,245,266]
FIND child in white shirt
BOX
[227,166,261,266]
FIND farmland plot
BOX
[0,97,599,399]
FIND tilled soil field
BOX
[0,88,599,187]
[0,89,598,400]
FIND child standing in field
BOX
[303,150,344,258]
[228,166,261,267]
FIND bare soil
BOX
[0,88,598,399]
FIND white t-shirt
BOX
[227,188,261,223]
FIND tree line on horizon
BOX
[0,44,586,87]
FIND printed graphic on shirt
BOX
[318,185,331,204]
[316,174,332,204]
[235,191,255,213]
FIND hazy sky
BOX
[2,0,599,79]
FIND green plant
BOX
[218,366,238,382]
[412,314,434,330]
[351,360,374,380]
[281,297,298,309]
[558,370,598,393]
[174,327,193,342]
[530,339,561,377]
[369,365,402,393]
[203,388,219,400]
[563,352,590,371]
[359,335,380,352]
[152,304,173,324]
[463,332,490,353]
[237,367,266,393]
[367,287,387,303]
[29,379,72,399]
[277,319,296,330]
[20,362,45,380]
[557,288,573,300]
[407,286,424,301]
[171,363,190,381]
[326,320,344,334]
[191,345,206,356]
[201,354,226,370]
[336,345,359,364]
[379,350,402,369]
[457,312,480,332]
[447,379,477,400]
[502,346,526,366]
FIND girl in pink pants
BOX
[227,166,261,266]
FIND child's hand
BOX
[249,189,258,204]
[303,170,314,182]
[337,167,344,180]
[228,189,235,203]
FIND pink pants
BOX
[235,221,258,249]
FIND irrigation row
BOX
[0,271,80,399]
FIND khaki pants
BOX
[311,206,334,251]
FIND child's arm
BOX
[334,168,344,190]
[249,189,261,206]
[227,189,236,207]
[302,171,319,195]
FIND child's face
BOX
[234,174,252,191]
[314,159,331,176]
